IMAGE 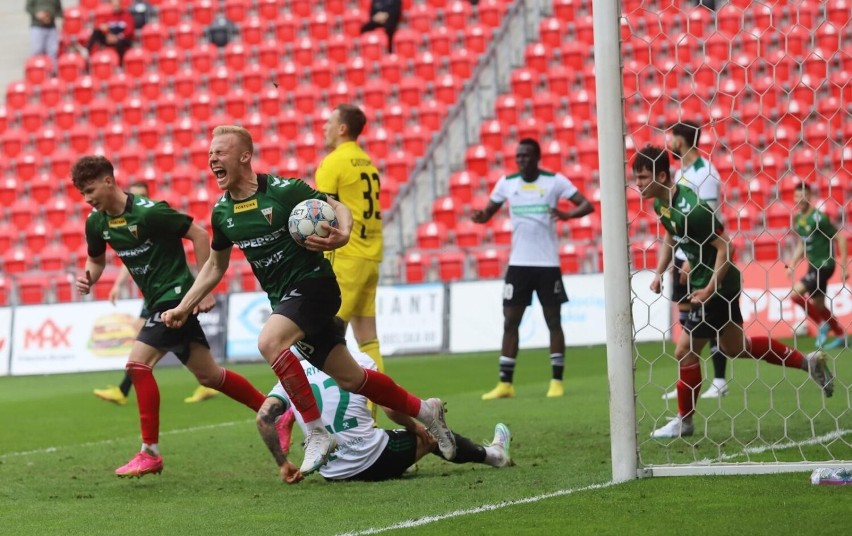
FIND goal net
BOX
[610,0,851,476]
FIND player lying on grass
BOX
[632,145,834,439]
[257,339,513,483]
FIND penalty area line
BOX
[335,481,620,536]
[0,419,254,459]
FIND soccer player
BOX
[71,156,267,477]
[786,182,848,349]
[472,138,594,400]
[93,182,219,406]
[161,126,456,476]
[632,145,834,439]
[257,339,513,483]
[662,121,729,401]
[313,104,385,427]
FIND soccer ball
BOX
[288,199,338,246]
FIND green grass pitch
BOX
[1,341,849,535]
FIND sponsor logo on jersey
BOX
[234,199,259,213]
[116,239,153,258]
[128,225,138,239]
[261,207,273,224]
[226,218,235,228]
[659,206,671,218]
[102,231,110,240]
[108,217,127,228]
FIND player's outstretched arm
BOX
[691,232,733,304]
[76,254,107,296]
[162,248,231,327]
[257,397,304,484]
[108,265,131,304]
[471,200,502,224]
[786,241,805,278]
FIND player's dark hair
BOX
[335,104,367,140]
[794,182,811,194]
[71,155,115,190]
[671,121,701,149]
[518,138,541,158]
[129,181,149,193]
[632,145,671,181]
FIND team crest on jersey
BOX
[128,225,138,239]
[261,207,273,224]
[108,217,127,228]
[102,230,110,240]
[226,218,234,228]
[234,199,258,213]
[174,286,182,294]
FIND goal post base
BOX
[641,461,852,478]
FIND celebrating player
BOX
[161,126,456,476]
[786,182,848,349]
[632,145,834,439]
[661,120,729,401]
[257,326,513,483]
[71,156,266,477]
[92,182,219,406]
[472,138,594,400]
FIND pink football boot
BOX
[275,407,296,455]
[115,451,163,478]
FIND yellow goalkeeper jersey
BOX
[315,141,383,261]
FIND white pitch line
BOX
[706,429,852,463]
[0,419,253,459]
[334,481,619,536]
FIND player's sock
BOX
[818,308,845,336]
[498,356,516,383]
[677,362,702,418]
[356,369,422,418]
[270,348,322,424]
[119,372,133,397]
[127,362,159,445]
[792,294,824,325]
[436,433,486,464]
[710,341,727,380]
[214,369,266,412]
[142,443,160,456]
[748,336,804,369]
[550,353,564,381]
[358,339,384,373]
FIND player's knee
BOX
[257,336,284,360]
[194,370,219,387]
[544,314,562,331]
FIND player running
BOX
[72,156,266,477]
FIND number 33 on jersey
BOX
[315,140,383,262]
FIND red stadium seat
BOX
[24,221,50,254]
[25,55,50,85]
[16,152,39,182]
[449,171,478,203]
[345,56,367,86]
[117,143,143,176]
[0,220,15,252]
[295,132,319,163]
[379,54,404,84]
[190,43,216,73]
[419,100,446,132]
[20,103,44,133]
[449,49,474,78]
[309,11,330,40]
[158,0,181,26]
[154,142,177,173]
[404,250,430,283]
[175,21,201,50]
[407,4,433,33]
[224,42,248,71]
[16,274,50,304]
[59,219,85,251]
[358,32,387,62]
[140,22,166,52]
[416,221,447,249]
[224,90,248,120]
[46,196,74,228]
[465,144,492,177]
[2,247,30,274]
[6,80,29,110]
[156,46,181,76]
[385,150,411,182]
[463,24,490,54]
[363,127,389,160]
[90,48,119,80]
[472,247,509,278]
[478,0,504,27]
[455,220,487,248]
[122,47,150,78]
[34,127,57,156]
[495,95,519,124]
[510,68,535,99]
[432,196,460,229]
[1,128,24,158]
[437,250,466,281]
[434,74,461,106]
[258,0,280,20]
[88,98,114,128]
[559,243,583,274]
[490,217,512,245]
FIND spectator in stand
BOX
[27,0,63,64]
[360,0,402,53]
[205,14,238,48]
[87,0,136,65]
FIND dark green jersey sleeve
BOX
[85,212,108,258]
[816,212,838,240]
[144,201,193,239]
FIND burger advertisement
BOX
[88,313,138,357]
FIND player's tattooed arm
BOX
[256,397,289,467]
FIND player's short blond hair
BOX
[212,125,254,155]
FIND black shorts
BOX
[341,430,418,482]
[503,265,569,307]
[671,256,690,304]
[136,304,209,364]
[683,293,744,339]
[272,277,345,370]
[801,264,835,297]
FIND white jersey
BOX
[673,156,722,261]
[269,350,387,480]
[490,170,579,267]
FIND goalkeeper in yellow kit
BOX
[316,103,385,375]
